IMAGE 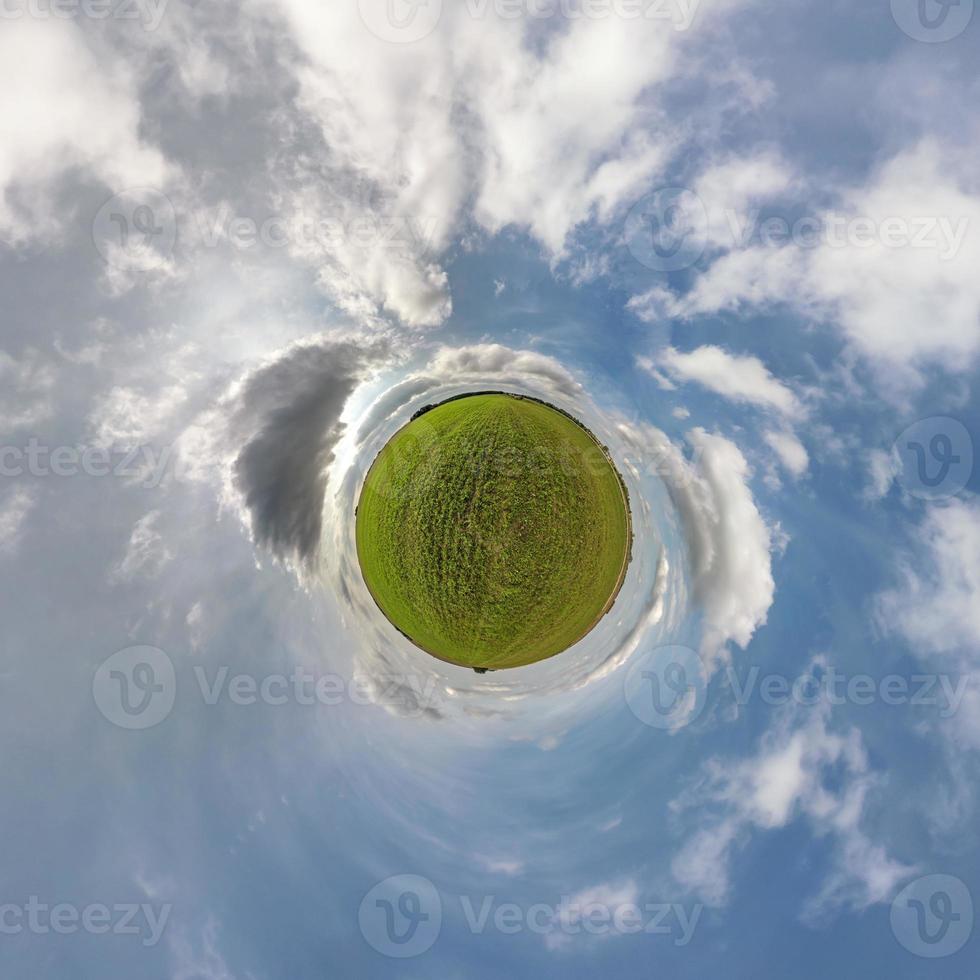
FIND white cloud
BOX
[617,422,776,663]
[0,21,172,242]
[687,429,777,658]
[89,385,188,448]
[694,150,796,248]
[877,500,980,659]
[863,447,901,501]
[110,510,173,583]
[648,141,980,392]
[475,855,525,876]
[264,0,751,328]
[0,486,37,557]
[671,690,914,916]
[0,348,57,431]
[544,879,640,951]
[877,500,980,749]
[764,429,810,478]
[425,343,584,398]
[641,345,805,420]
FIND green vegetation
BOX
[355,393,632,670]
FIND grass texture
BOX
[355,393,632,670]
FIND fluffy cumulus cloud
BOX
[671,687,914,915]
[425,344,584,398]
[0,20,172,242]
[639,345,805,419]
[642,141,980,392]
[877,499,980,748]
[617,421,776,665]
[251,0,755,328]
[764,429,809,479]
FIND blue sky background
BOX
[1,0,979,976]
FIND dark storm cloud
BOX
[228,336,389,569]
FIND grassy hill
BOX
[355,393,632,670]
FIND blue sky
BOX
[1,0,979,976]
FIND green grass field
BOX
[355,393,632,670]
